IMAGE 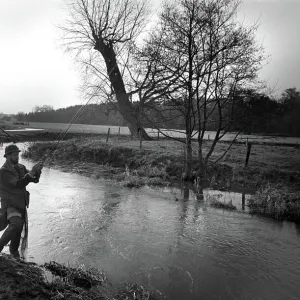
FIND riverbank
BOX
[22,135,300,188]
[21,135,300,222]
[0,253,166,300]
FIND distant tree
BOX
[280,88,300,136]
[231,89,280,134]
[16,111,26,122]
[281,88,300,112]
[27,103,126,126]
[33,105,54,113]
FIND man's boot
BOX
[0,216,24,258]
[10,249,21,259]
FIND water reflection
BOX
[242,190,246,210]
[99,190,122,231]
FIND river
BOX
[0,143,300,300]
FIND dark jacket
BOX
[0,161,40,211]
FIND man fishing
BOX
[0,144,43,259]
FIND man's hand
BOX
[29,162,43,177]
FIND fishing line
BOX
[0,126,17,143]
[41,40,133,163]
[41,64,117,164]
[42,97,94,163]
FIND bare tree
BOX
[137,0,265,179]
[60,0,152,139]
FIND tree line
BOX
[15,87,300,137]
[17,104,126,126]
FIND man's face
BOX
[8,152,19,164]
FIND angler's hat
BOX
[4,144,21,157]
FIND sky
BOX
[0,0,300,114]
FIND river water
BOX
[0,143,300,300]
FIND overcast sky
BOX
[0,0,300,114]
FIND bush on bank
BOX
[22,139,300,189]
[22,140,180,181]
[248,183,300,222]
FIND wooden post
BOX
[157,130,160,140]
[139,130,142,149]
[242,142,252,210]
[208,134,210,141]
[245,142,252,168]
[106,128,110,144]
[118,127,121,139]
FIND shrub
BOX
[248,183,300,222]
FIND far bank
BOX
[20,133,300,223]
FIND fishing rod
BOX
[0,126,16,143]
[41,95,96,164]
[41,65,117,165]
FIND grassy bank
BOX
[22,135,300,189]
[0,254,166,300]
[21,135,300,222]
[248,183,300,223]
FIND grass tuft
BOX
[248,183,300,222]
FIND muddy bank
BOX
[0,254,165,300]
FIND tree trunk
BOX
[182,134,193,181]
[182,10,195,182]
[94,41,151,140]
[197,138,205,178]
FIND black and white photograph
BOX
[0,0,300,299]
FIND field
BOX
[27,122,300,146]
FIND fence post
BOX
[242,141,252,210]
[106,128,110,144]
[157,130,160,140]
[118,127,121,139]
